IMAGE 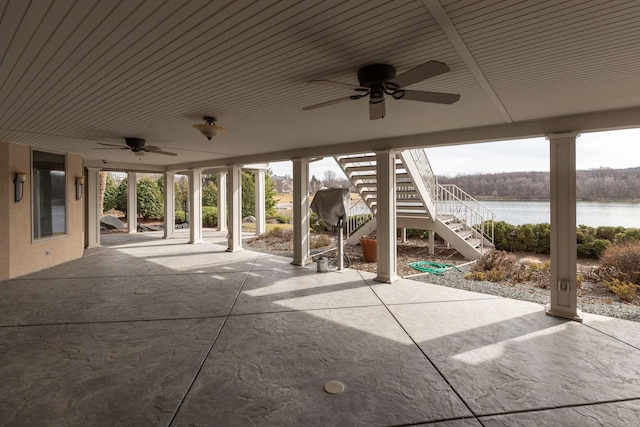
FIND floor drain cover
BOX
[324,380,345,394]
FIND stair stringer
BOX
[433,219,483,260]
[397,151,436,220]
[346,217,377,245]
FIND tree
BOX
[322,169,341,188]
[242,171,255,218]
[202,181,218,206]
[103,175,119,212]
[136,176,163,219]
[115,178,128,212]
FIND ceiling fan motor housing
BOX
[357,64,396,88]
[125,137,146,151]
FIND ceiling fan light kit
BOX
[193,116,226,141]
[303,60,461,120]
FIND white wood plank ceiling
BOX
[0,0,639,167]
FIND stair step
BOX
[351,174,377,181]
[338,154,376,165]
[467,238,482,248]
[458,230,474,240]
[448,223,465,232]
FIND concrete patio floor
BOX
[1,231,639,426]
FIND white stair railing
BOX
[346,198,373,238]
[437,183,495,247]
[408,148,437,205]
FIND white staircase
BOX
[337,149,494,260]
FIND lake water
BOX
[481,200,640,228]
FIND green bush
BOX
[577,238,611,258]
[175,210,186,223]
[595,226,623,241]
[137,176,163,219]
[615,228,640,243]
[270,214,291,224]
[202,206,218,227]
[103,175,119,212]
[202,182,217,207]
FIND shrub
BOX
[597,241,640,285]
[604,278,637,302]
[577,238,611,258]
[310,234,332,249]
[136,177,164,219]
[473,250,516,273]
[202,182,217,207]
[468,250,516,283]
[175,210,186,224]
[202,206,218,227]
[615,228,640,243]
[103,175,119,212]
[527,260,551,289]
[270,214,291,224]
[465,271,487,281]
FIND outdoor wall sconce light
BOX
[14,172,27,202]
[193,116,226,141]
[75,176,85,200]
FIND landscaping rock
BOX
[100,215,125,230]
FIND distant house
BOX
[271,175,293,193]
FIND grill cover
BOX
[310,188,350,228]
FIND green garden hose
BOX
[408,261,460,275]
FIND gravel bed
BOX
[245,235,639,323]
[411,265,640,322]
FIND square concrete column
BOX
[127,172,137,233]
[292,158,311,266]
[163,171,175,239]
[85,167,101,248]
[375,150,398,283]
[546,132,582,321]
[189,169,203,244]
[227,166,243,252]
[217,171,227,232]
[255,169,266,236]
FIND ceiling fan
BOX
[94,138,177,156]
[302,60,460,120]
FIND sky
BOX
[268,128,640,178]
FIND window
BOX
[32,150,66,239]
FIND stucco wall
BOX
[1,141,84,280]
[0,142,9,279]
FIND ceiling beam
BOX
[168,105,640,171]
[422,0,513,123]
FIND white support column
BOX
[85,167,101,248]
[217,171,227,232]
[546,132,582,321]
[127,172,137,233]
[189,169,203,244]
[226,166,243,252]
[375,150,399,283]
[163,171,175,239]
[292,158,311,266]
[255,169,266,236]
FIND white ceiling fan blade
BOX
[401,90,460,104]
[369,99,385,120]
[302,96,357,111]
[390,61,450,88]
[308,79,363,90]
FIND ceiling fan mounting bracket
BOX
[357,64,396,88]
